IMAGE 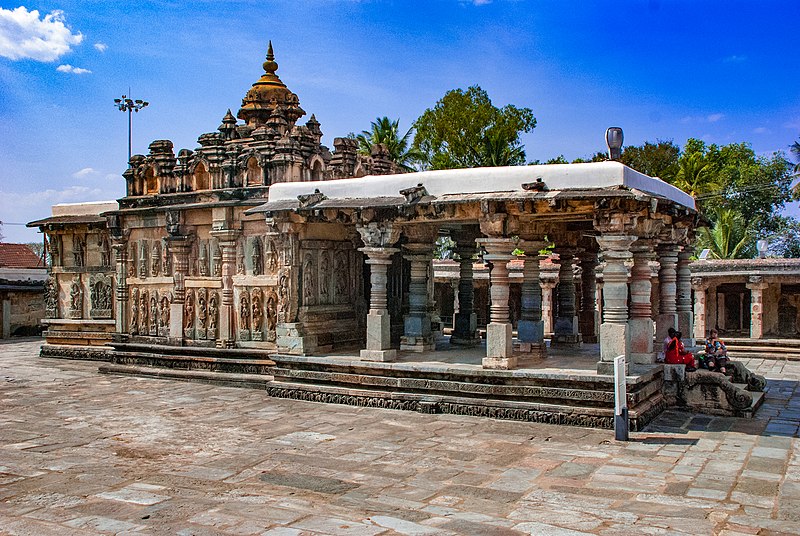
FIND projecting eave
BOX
[246,161,696,216]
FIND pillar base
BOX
[276,323,320,356]
[631,352,656,365]
[360,349,397,362]
[400,335,435,352]
[597,359,629,376]
[450,334,482,347]
[600,322,629,362]
[486,322,513,358]
[169,303,183,340]
[516,341,547,359]
[551,333,583,347]
[656,313,678,342]
[482,356,518,370]
[517,319,544,345]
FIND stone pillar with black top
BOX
[552,249,582,347]
[358,223,401,361]
[517,240,547,357]
[476,237,517,369]
[596,234,635,374]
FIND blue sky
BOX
[1,0,799,242]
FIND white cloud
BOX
[706,113,724,123]
[681,113,725,124]
[94,42,107,52]
[72,167,99,178]
[56,64,91,74]
[753,127,769,134]
[0,6,83,62]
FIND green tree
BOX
[619,140,680,180]
[791,137,800,174]
[672,152,719,198]
[412,85,536,170]
[355,117,423,172]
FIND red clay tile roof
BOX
[0,243,44,268]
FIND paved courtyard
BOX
[0,338,798,535]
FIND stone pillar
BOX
[477,237,516,369]
[691,277,708,342]
[656,242,679,342]
[552,250,582,347]
[451,243,481,346]
[216,236,239,348]
[747,276,768,339]
[596,235,635,374]
[360,247,400,361]
[629,241,656,364]
[676,248,694,345]
[169,239,190,341]
[541,281,555,336]
[400,243,435,352]
[112,239,128,335]
[517,241,547,357]
[578,253,599,344]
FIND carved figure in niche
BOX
[44,276,58,317]
[198,243,209,276]
[130,287,139,334]
[266,291,277,342]
[236,239,245,275]
[69,278,83,319]
[149,295,158,334]
[251,238,262,276]
[139,242,148,278]
[334,252,348,303]
[128,243,136,276]
[166,210,180,236]
[302,253,315,306]
[100,235,111,268]
[265,238,278,273]
[251,289,263,337]
[212,245,222,277]
[48,235,61,267]
[89,275,112,318]
[208,293,218,331]
[159,296,170,328]
[189,240,198,276]
[198,290,208,329]
[318,252,330,303]
[240,292,251,330]
[139,291,149,334]
[162,239,171,276]
[183,291,194,332]
[278,271,290,323]
[72,235,86,267]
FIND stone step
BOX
[111,351,275,375]
[98,363,273,388]
[109,341,276,360]
[718,349,800,361]
[724,338,800,348]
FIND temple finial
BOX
[263,41,278,75]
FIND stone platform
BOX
[100,341,666,431]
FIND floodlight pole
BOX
[114,94,149,166]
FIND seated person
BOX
[659,327,677,363]
[665,330,696,371]
[704,328,729,374]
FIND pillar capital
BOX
[476,236,517,260]
[359,246,399,264]
[595,234,636,260]
[357,222,401,249]
[746,276,769,290]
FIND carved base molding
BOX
[40,344,113,362]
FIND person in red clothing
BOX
[665,330,697,371]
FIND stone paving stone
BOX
[1,338,800,535]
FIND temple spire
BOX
[263,40,278,75]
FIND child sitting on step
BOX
[703,328,729,374]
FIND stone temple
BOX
[28,44,766,429]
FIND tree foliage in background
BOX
[619,140,680,180]
[412,86,536,170]
[355,117,424,172]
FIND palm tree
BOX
[696,206,755,259]
[356,117,423,172]
[672,152,719,198]
[475,129,526,167]
[791,138,800,173]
